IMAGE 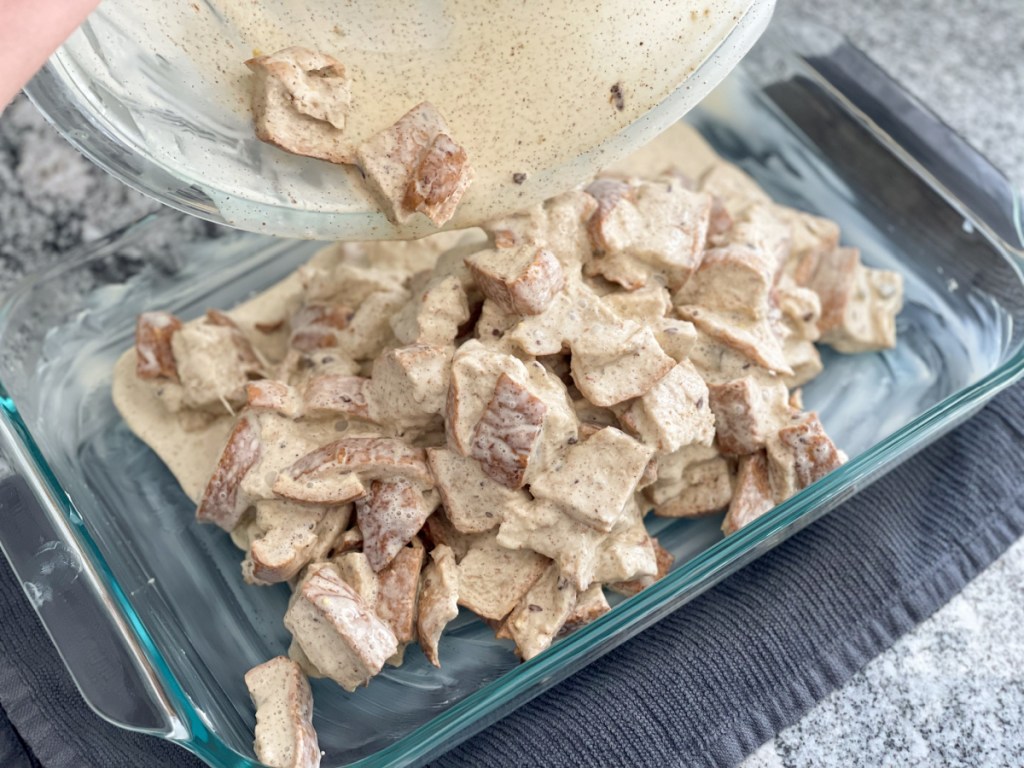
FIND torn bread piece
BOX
[287,636,323,680]
[620,361,715,453]
[637,453,660,491]
[654,317,698,362]
[333,544,425,666]
[390,275,470,347]
[172,312,264,412]
[590,503,658,585]
[558,584,611,635]
[444,342,546,454]
[679,307,793,376]
[465,246,565,316]
[649,445,734,519]
[243,501,351,585]
[484,189,597,271]
[367,344,452,427]
[505,277,619,356]
[303,375,374,421]
[426,448,528,533]
[456,537,549,620]
[721,451,775,535]
[520,359,581,476]
[331,525,364,556]
[675,245,792,375]
[289,304,354,352]
[809,247,903,354]
[135,311,182,381]
[608,536,674,596]
[775,283,821,343]
[421,508,477,561]
[329,290,410,362]
[332,551,380,607]
[403,135,474,226]
[775,283,824,388]
[772,204,841,286]
[246,46,352,164]
[684,329,760,389]
[273,467,365,506]
[228,412,342,507]
[528,426,653,533]
[470,372,547,489]
[284,564,398,692]
[505,563,577,661]
[417,544,460,667]
[570,323,675,407]
[375,542,425,648]
[247,380,305,419]
[584,177,711,290]
[274,437,431,505]
[674,242,777,321]
[652,459,734,518]
[355,102,474,226]
[248,375,376,423]
[708,375,791,456]
[475,299,520,340]
[767,412,847,501]
[497,500,606,590]
[355,478,434,572]
[585,179,633,256]
[725,203,791,274]
[600,282,672,324]
[196,414,262,530]
[244,656,320,768]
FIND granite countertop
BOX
[1,0,1023,765]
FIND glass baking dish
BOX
[1,16,1023,768]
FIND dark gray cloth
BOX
[0,699,39,768]
[0,554,202,768]
[2,381,1022,768]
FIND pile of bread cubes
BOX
[130,109,901,765]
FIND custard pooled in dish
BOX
[112,123,902,768]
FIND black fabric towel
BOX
[1,380,1022,768]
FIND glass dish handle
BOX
[0,437,181,737]
[798,33,1024,253]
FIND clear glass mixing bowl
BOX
[23,0,774,240]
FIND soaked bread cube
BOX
[356,102,474,226]
[247,46,352,164]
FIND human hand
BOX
[0,0,101,110]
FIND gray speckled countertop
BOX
[1,1,1023,765]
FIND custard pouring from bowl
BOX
[28,0,774,240]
